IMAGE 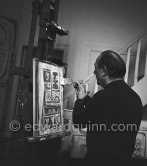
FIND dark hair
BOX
[97,50,126,78]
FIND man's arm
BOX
[73,96,91,125]
[73,89,105,127]
[72,81,91,126]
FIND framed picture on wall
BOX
[132,130,147,158]
[33,58,65,138]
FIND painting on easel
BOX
[33,58,64,138]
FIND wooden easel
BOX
[7,0,69,160]
[12,0,68,133]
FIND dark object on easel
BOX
[36,0,68,62]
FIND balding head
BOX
[96,50,126,79]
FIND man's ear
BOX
[101,65,108,77]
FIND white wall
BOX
[57,0,147,80]
[55,0,147,108]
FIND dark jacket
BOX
[73,80,143,159]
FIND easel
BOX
[9,0,69,160]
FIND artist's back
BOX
[86,80,143,159]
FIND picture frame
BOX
[33,58,64,138]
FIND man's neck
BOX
[105,77,123,86]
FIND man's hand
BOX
[76,81,90,99]
[76,90,90,99]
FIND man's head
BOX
[94,50,126,87]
